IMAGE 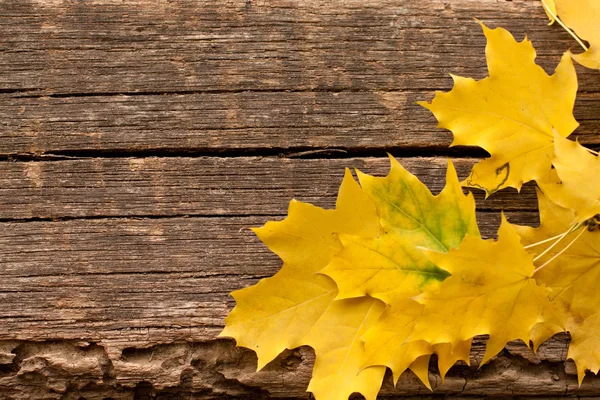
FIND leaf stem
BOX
[540,0,589,52]
[534,226,586,274]
[524,232,568,249]
[532,222,581,262]
[585,147,600,156]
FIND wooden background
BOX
[1,0,600,398]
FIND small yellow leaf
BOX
[411,216,556,365]
[419,23,578,194]
[539,134,600,223]
[545,0,600,69]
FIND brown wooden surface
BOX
[0,157,544,220]
[1,0,599,399]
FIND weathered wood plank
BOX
[4,213,596,399]
[1,334,597,400]
[0,156,541,220]
[1,0,600,155]
[2,91,599,154]
[0,335,595,400]
[0,213,534,344]
[1,0,598,95]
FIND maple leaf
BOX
[219,183,375,368]
[514,190,600,383]
[408,216,557,365]
[418,23,578,195]
[542,0,600,69]
[220,170,389,400]
[321,157,479,304]
[220,270,337,370]
[538,134,600,223]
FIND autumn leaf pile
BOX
[220,3,600,400]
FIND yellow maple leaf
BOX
[321,157,479,304]
[220,170,389,400]
[542,0,600,69]
[514,190,600,383]
[539,134,600,223]
[409,216,557,365]
[319,157,478,387]
[219,178,377,368]
[419,23,578,195]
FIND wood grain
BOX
[0,213,538,343]
[0,156,542,220]
[1,91,600,155]
[1,0,597,94]
[1,0,599,154]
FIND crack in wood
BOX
[0,147,490,162]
